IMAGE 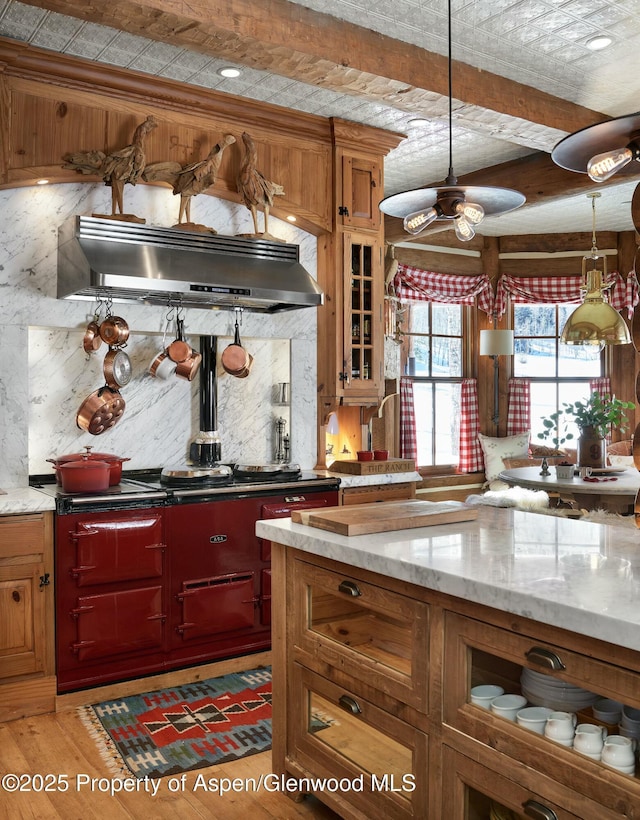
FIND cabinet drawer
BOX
[443,611,640,812]
[290,664,426,820]
[292,558,428,712]
[0,515,45,559]
[442,744,625,820]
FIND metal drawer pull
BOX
[338,695,362,715]
[338,580,361,597]
[522,800,558,820]
[525,646,566,671]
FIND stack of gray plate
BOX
[520,668,597,712]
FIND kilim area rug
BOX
[79,666,287,779]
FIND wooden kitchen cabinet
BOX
[272,545,640,819]
[341,231,384,398]
[339,154,382,232]
[0,512,55,721]
[273,547,431,820]
[441,608,640,817]
[317,122,403,432]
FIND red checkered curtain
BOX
[507,379,531,435]
[399,376,417,461]
[459,379,483,472]
[589,377,611,399]
[394,265,495,315]
[494,272,630,317]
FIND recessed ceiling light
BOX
[586,35,612,51]
[407,118,430,128]
[218,67,242,78]
[286,215,297,223]
[36,179,49,185]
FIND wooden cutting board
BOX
[290,499,477,536]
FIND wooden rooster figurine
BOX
[236,131,285,239]
[63,115,158,222]
[143,134,236,231]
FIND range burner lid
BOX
[233,463,301,481]
[160,464,233,486]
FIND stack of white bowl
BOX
[619,705,640,743]
[520,668,597,712]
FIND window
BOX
[404,302,465,467]
[513,304,602,443]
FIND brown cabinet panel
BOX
[0,513,52,688]
[290,664,426,820]
[341,156,382,231]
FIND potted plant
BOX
[538,392,635,468]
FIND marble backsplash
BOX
[1,182,318,488]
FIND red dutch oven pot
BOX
[53,456,111,493]
[47,446,130,486]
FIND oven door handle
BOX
[146,542,166,551]
[69,528,99,541]
[176,622,196,633]
[71,639,96,654]
[69,564,97,578]
[70,605,94,618]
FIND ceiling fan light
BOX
[403,206,438,235]
[587,146,634,182]
[455,200,484,224]
[454,216,475,241]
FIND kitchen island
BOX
[257,506,640,819]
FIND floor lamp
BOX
[480,329,514,427]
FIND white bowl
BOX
[593,698,623,723]
[470,684,504,709]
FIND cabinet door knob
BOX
[338,695,362,715]
[525,646,566,670]
[338,580,361,597]
[522,800,558,820]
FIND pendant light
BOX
[560,193,631,346]
[379,0,525,241]
[552,112,640,182]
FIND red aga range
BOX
[42,470,338,693]
[35,336,339,693]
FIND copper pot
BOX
[55,456,111,493]
[99,316,130,347]
[103,348,132,388]
[47,446,130,485]
[76,386,126,435]
[167,318,191,364]
[83,320,103,353]
[175,348,202,381]
[221,320,251,377]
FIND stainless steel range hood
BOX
[57,216,323,313]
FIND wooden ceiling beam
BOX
[19,0,605,136]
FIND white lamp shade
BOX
[480,329,514,356]
[327,412,340,435]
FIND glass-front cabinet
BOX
[341,231,383,400]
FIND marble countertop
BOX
[0,487,56,515]
[256,505,640,654]
[319,469,422,488]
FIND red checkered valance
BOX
[495,271,634,318]
[394,264,494,315]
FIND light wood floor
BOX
[0,654,339,820]
[0,708,340,819]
